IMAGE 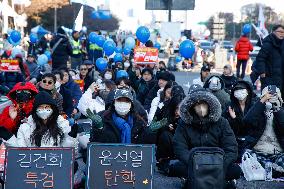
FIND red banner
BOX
[0,143,6,171]
[134,47,158,64]
[0,59,19,72]
[74,79,85,92]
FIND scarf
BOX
[112,113,133,143]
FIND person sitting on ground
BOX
[173,89,241,185]
[243,86,284,177]
[221,64,238,94]
[203,74,231,110]
[38,73,64,114]
[0,82,38,134]
[223,80,256,159]
[192,65,210,87]
[0,91,78,149]
[88,88,157,144]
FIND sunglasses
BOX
[42,79,54,85]
[80,68,87,71]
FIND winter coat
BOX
[50,34,72,70]
[26,61,39,80]
[63,77,82,108]
[235,36,253,60]
[0,72,24,90]
[0,82,38,133]
[58,85,74,117]
[203,74,231,110]
[242,101,284,151]
[173,90,238,170]
[223,81,256,138]
[77,88,105,116]
[90,110,155,144]
[136,79,156,105]
[4,115,77,148]
[143,84,160,111]
[254,33,284,93]
[221,74,238,93]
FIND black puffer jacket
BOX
[173,90,238,170]
[255,33,284,93]
[89,109,155,144]
[136,79,156,105]
[243,101,284,151]
[223,80,256,137]
[221,74,238,93]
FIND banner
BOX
[134,47,158,64]
[4,147,74,189]
[86,143,155,189]
[0,143,6,172]
[0,59,19,72]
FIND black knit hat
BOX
[33,91,57,109]
[141,68,153,76]
[158,71,175,82]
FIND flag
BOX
[74,5,83,32]
[257,5,269,38]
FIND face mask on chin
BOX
[114,101,131,116]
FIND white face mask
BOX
[124,62,130,68]
[55,81,61,90]
[104,73,112,80]
[36,109,53,120]
[114,101,131,116]
[234,89,248,101]
[194,104,209,118]
[209,77,221,91]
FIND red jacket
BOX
[0,82,38,133]
[235,36,253,60]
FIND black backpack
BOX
[187,147,225,189]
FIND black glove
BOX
[0,127,13,140]
[68,123,78,138]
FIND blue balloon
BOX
[44,51,51,61]
[179,39,195,59]
[37,54,48,66]
[96,58,108,71]
[88,32,97,44]
[114,53,123,63]
[29,33,38,44]
[136,26,150,43]
[125,36,136,49]
[154,43,161,50]
[116,70,129,79]
[10,30,21,43]
[175,56,182,63]
[11,48,22,58]
[103,40,115,56]
[8,37,20,46]
[95,35,105,47]
[243,24,251,34]
[115,46,122,53]
[123,47,131,56]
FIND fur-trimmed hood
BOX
[180,90,222,125]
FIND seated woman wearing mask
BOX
[88,89,157,144]
[0,91,78,148]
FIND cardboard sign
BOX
[134,47,158,64]
[86,143,155,189]
[74,79,85,92]
[4,147,74,189]
[0,59,19,72]
[0,143,6,172]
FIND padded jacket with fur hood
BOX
[173,89,238,170]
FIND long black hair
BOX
[31,104,64,147]
[16,56,27,79]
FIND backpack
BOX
[187,147,225,189]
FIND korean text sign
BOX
[86,143,155,189]
[134,47,158,64]
[0,59,19,72]
[4,147,74,189]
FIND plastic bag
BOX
[241,151,265,181]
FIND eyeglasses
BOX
[80,68,87,71]
[42,79,54,85]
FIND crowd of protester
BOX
[0,25,284,189]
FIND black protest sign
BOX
[86,143,155,189]
[4,147,74,189]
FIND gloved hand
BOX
[149,118,168,132]
[86,108,103,129]
[0,127,13,140]
[68,123,78,138]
